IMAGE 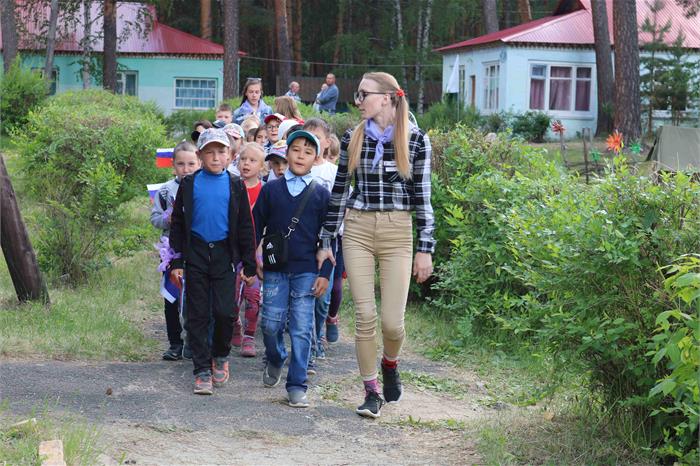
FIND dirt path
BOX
[2,328,492,465]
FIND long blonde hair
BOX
[347,72,410,179]
[274,95,303,120]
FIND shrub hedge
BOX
[14,89,168,283]
[431,126,700,462]
[0,59,48,134]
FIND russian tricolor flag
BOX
[147,182,165,203]
[156,148,174,168]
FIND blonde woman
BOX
[317,72,435,418]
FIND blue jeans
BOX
[313,271,334,351]
[261,271,316,392]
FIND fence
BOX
[275,76,443,110]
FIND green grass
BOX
[0,249,161,361]
[0,402,102,465]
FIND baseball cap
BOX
[197,128,230,150]
[286,130,321,157]
[278,119,302,140]
[212,119,227,129]
[264,113,286,125]
[265,140,288,161]
[223,123,245,139]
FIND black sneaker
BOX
[162,344,183,361]
[182,343,192,360]
[382,365,403,403]
[356,391,384,419]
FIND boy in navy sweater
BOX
[169,128,257,395]
[253,130,334,408]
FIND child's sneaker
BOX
[307,358,317,376]
[182,343,192,360]
[231,319,243,347]
[212,357,229,387]
[263,363,283,387]
[326,316,339,343]
[240,336,256,357]
[356,391,384,418]
[316,342,326,360]
[287,390,309,408]
[162,344,183,361]
[194,372,213,395]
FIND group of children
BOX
[150,101,345,408]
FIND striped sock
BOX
[363,378,380,394]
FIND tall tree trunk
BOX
[43,0,59,82]
[417,0,433,115]
[292,0,302,75]
[591,0,615,135]
[415,2,423,80]
[102,0,118,92]
[481,0,499,34]
[1,0,18,72]
[517,0,532,23]
[222,0,239,99]
[613,0,641,141]
[200,0,212,41]
[0,156,50,304]
[333,0,345,64]
[81,0,92,89]
[274,0,292,93]
[394,0,408,90]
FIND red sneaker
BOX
[193,372,213,395]
[212,358,229,387]
[240,336,256,357]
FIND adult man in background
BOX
[315,73,339,114]
[285,81,301,102]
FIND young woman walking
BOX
[317,72,435,418]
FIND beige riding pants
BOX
[342,209,413,380]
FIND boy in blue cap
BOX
[253,130,335,408]
[169,128,257,395]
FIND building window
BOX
[116,71,137,96]
[32,67,59,95]
[175,78,217,109]
[529,64,592,113]
[483,63,499,111]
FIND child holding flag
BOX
[150,140,200,360]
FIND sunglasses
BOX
[353,90,386,103]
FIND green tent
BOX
[647,125,700,172]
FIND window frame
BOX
[116,70,138,96]
[527,62,594,116]
[483,62,500,113]
[174,77,218,110]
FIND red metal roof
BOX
[2,2,227,56]
[435,0,700,52]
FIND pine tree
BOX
[640,0,672,135]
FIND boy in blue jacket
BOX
[169,128,257,395]
[253,130,334,408]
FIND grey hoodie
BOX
[150,178,180,237]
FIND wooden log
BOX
[0,155,49,304]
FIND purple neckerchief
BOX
[365,119,394,172]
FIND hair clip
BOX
[396,88,405,98]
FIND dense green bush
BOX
[430,127,565,334]
[431,127,700,459]
[14,89,169,283]
[651,255,700,464]
[163,108,216,139]
[0,59,48,134]
[417,99,482,131]
[510,111,551,142]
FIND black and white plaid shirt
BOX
[320,125,436,254]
